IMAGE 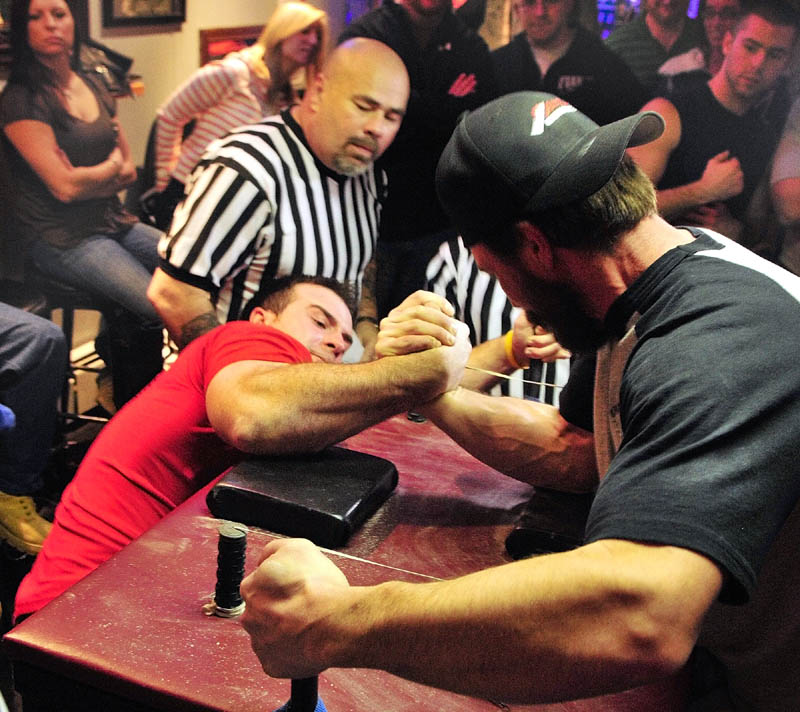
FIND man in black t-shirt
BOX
[492,0,649,126]
[240,90,800,710]
[339,0,497,317]
[629,2,797,241]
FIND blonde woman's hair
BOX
[249,1,328,86]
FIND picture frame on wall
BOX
[198,25,261,66]
[102,0,186,28]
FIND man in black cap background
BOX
[239,92,800,709]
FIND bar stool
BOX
[23,271,112,424]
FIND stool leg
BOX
[59,307,75,414]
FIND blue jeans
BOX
[0,304,67,494]
[28,223,162,326]
[29,223,164,406]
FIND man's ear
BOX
[307,71,325,111]
[722,29,735,57]
[249,306,278,325]
[515,221,554,273]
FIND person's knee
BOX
[27,317,68,370]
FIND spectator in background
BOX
[703,0,743,74]
[148,1,328,230]
[0,0,163,409]
[629,1,796,241]
[605,0,706,93]
[771,96,800,273]
[656,0,743,92]
[339,0,497,318]
[492,0,649,125]
[0,304,66,556]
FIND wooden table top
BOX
[4,415,687,711]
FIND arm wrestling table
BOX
[3,415,688,712]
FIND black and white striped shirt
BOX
[425,237,570,406]
[158,110,386,321]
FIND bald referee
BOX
[148,39,409,354]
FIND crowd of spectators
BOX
[2,0,800,708]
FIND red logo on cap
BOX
[530,98,576,137]
[448,73,477,98]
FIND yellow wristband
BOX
[504,329,527,370]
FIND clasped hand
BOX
[375,290,472,393]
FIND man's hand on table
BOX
[240,538,350,679]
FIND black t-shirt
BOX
[492,29,650,127]
[585,229,800,707]
[658,82,791,220]
[587,229,800,603]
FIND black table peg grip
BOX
[213,522,247,617]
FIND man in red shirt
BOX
[14,275,469,619]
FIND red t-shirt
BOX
[15,322,310,618]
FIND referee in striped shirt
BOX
[147,39,409,354]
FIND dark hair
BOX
[240,275,355,320]
[735,0,800,33]
[524,154,657,251]
[8,0,85,121]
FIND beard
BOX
[332,137,379,177]
[523,279,609,354]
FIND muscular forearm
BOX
[218,349,460,455]
[419,387,596,491]
[268,540,720,702]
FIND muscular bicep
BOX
[205,360,289,448]
[627,98,681,185]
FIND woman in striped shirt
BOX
[150,1,328,228]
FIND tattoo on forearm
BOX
[178,312,220,348]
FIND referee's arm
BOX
[147,268,219,349]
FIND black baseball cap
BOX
[436,92,665,250]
